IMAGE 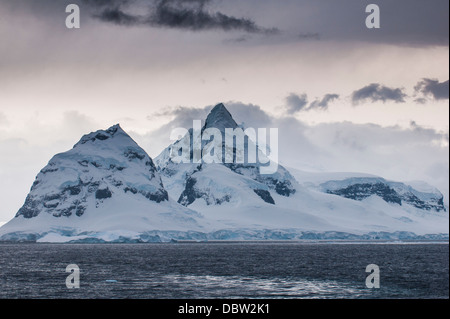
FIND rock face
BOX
[155,103,296,207]
[320,177,446,212]
[16,124,169,219]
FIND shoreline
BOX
[0,240,448,245]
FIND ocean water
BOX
[0,243,448,299]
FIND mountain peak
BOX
[74,124,130,148]
[203,103,238,131]
[210,103,227,112]
[14,123,169,220]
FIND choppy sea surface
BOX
[0,243,448,299]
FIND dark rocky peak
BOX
[203,103,238,132]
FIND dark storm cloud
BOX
[414,79,449,100]
[151,0,277,33]
[1,0,448,46]
[82,0,132,7]
[352,84,407,104]
[79,0,450,44]
[89,0,278,34]
[95,7,140,26]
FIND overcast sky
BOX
[0,0,448,223]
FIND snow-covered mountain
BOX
[153,103,448,240]
[17,124,169,219]
[0,124,205,242]
[320,177,445,211]
[155,103,296,207]
[287,168,445,211]
[0,104,448,242]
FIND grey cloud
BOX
[333,129,367,152]
[149,105,210,128]
[352,83,407,104]
[90,0,278,34]
[309,94,339,110]
[226,102,273,128]
[62,111,99,137]
[285,93,339,113]
[148,101,273,130]
[414,97,427,105]
[285,93,308,113]
[305,120,448,202]
[223,35,251,43]
[414,78,449,100]
[298,32,320,41]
